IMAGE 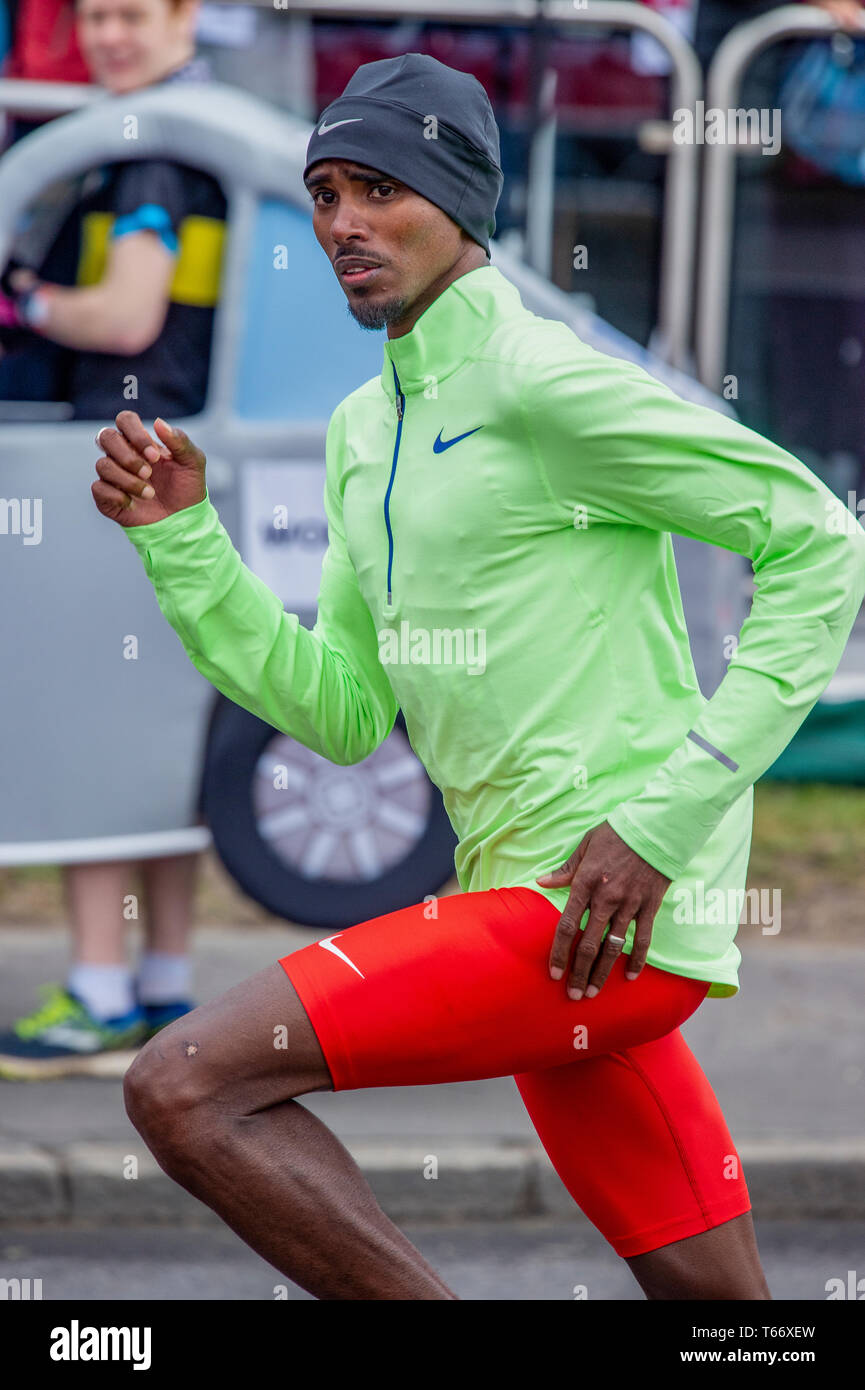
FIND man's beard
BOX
[347,291,409,331]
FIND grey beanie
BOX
[303,52,503,257]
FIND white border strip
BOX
[0,827,212,866]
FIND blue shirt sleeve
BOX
[108,161,190,255]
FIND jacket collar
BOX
[380,264,523,401]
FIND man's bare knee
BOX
[123,1038,206,1136]
[124,964,332,1136]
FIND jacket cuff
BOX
[123,490,217,576]
[606,804,687,881]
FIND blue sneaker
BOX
[140,999,194,1039]
[0,984,149,1080]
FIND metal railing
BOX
[16,3,827,376]
[696,5,864,392]
[0,79,97,118]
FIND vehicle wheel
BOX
[199,696,458,928]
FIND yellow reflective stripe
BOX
[76,211,225,308]
[77,211,113,287]
[169,216,226,308]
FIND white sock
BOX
[136,952,192,1004]
[67,963,135,1022]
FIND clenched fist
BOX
[91,409,207,527]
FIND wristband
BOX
[17,285,52,329]
[0,290,23,329]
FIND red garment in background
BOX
[4,0,90,83]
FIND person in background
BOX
[0,0,226,1080]
[1,0,91,143]
[0,0,93,398]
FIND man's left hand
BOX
[536,821,672,999]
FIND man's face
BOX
[304,160,471,332]
[76,0,198,94]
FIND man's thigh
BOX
[275,886,707,1090]
[128,885,706,1111]
[129,963,333,1112]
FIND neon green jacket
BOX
[124,265,865,997]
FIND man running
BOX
[91,54,865,1300]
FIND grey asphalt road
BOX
[1,1219,862,1301]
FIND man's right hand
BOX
[91,410,207,527]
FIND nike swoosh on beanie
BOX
[303,52,504,256]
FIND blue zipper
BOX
[384,359,404,606]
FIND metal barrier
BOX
[0,80,97,119]
[10,5,862,388]
[276,1,703,367]
[696,5,860,392]
[0,3,702,367]
[696,5,865,711]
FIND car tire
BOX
[199,695,458,928]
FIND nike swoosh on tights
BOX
[318,935,365,979]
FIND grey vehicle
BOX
[0,80,744,926]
